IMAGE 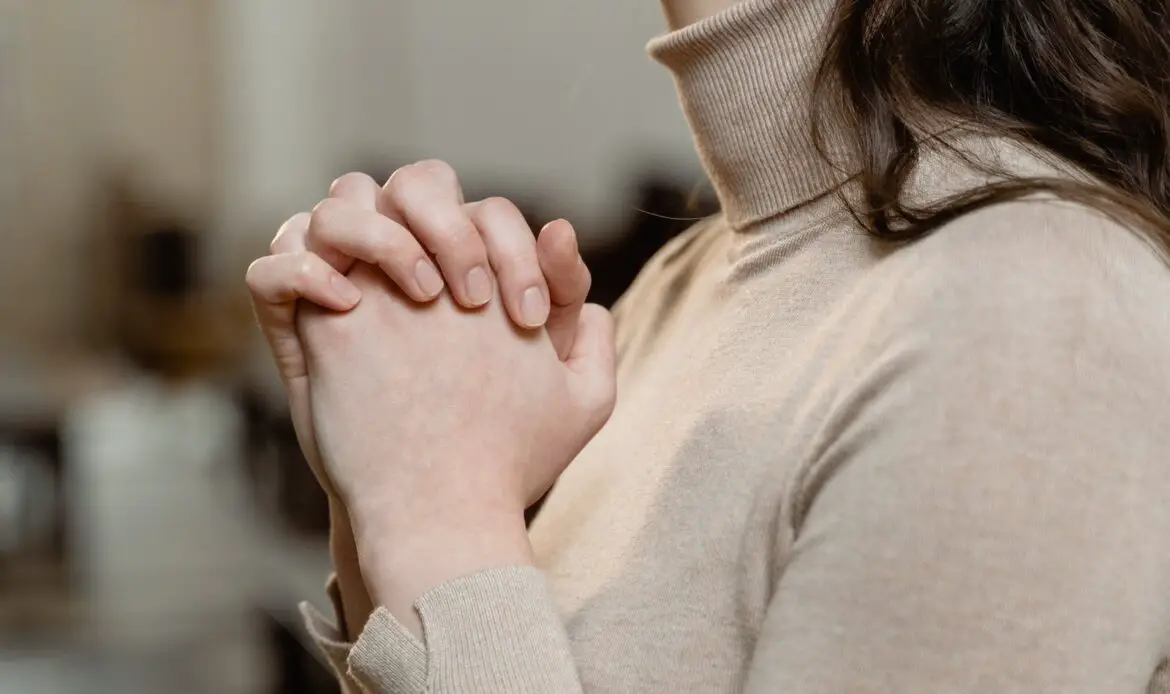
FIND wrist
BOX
[352,503,533,625]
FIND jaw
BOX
[660,0,745,29]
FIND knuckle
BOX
[578,262,593,293]
[387,161,425,193]
[576,385,616,437]
[413,158,456,183]
[329,171,374,195]
[270,212,309,253]
[387,159,458,200]
[383,172,411,206]
[311,196,344,217]
[308,198,344,235]
[384,164,409,190]
[592,380,618,421]
[295,255,317,284]
[243,257,266,290]
[477,196,519,222]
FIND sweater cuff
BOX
[300,573,428,693]
[348,565,582,693]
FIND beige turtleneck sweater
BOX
[301,1,1170,692]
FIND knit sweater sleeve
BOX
[302,566,581,693]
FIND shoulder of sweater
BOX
[786,197,1170,533]
[875,196,1170,329]
[822,197,1170,405]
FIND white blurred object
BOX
[64,375,257,649]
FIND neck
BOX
[660,0,746,29]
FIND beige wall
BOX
[2,0,98,347]
[1,0,214,348]
[103,0,215,209]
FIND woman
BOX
[246,0,1170,691]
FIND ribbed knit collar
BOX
[648,0,854,230]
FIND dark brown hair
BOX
[812,0,1170,245]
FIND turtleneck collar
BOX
[648,0,854,230]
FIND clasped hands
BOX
[246,160,617,632]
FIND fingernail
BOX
[465,266,492,306]
[413,259,444,297]
[331,275,361,305]
[521,286,549,327]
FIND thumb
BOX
[538,219,591,361]
[565,303,617,418]
[245,252,361,382]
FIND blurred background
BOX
[0,1,716,692]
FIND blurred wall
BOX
[210,0,417,283]
[214,0,699,279]
[1,0,214,349]
[403,1,698,231]
[1,0,100,348]
[2,0,698,351]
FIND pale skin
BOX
[246,0,743,640]
[246,164,606,636]
[660,0,745,29]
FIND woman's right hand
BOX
[245,164,593,495]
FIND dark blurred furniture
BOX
[585,175,719,308]
[237,387,338,693]
[0,422,67,581]
[239,388,331,537]
[93,177,246,381]
[0,358,75,637]
[263,610,341,694]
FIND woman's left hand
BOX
[297,244,616,631]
